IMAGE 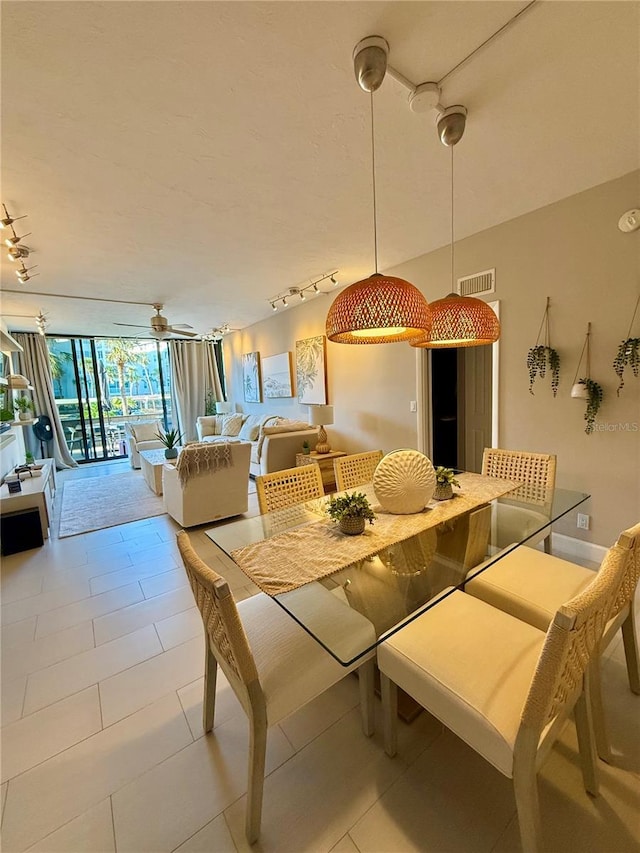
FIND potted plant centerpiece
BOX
[14,396,34,421]
[155,427,183,459]
[433,467,460,501]
[327,491,375,536]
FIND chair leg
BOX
[203,645,218,733]
[587,659,612,764]
[574,685,599,796]
[380,673,398,757]
[358,659,375,737]
[543,533,552,554]
[245,709,268,845]
[513,746,543,853]
[621,608,640,695]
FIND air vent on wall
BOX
[457,268,495,297]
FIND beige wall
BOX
[225,170,640,546]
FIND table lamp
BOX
[308,405,334,455]
[215,401,232,415]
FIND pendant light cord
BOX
[450,144,455,292]
[370,92,378,274]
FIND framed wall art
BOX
[262,352,293,398]
[295,335,327,405]
[242,351,262,403]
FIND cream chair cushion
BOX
[198,415,223,437]
[238,415,263,442]
[465,547,593,632]
[378,590,546,776]
[130,420,162,442]
[240,583,376,725]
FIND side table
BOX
[295,450,347,493]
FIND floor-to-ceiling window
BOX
[47,337,173,464]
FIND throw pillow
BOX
[130,421,161,442]
[262,421,312,436]
[197,416,218,438]
[221,413,244,436]
[238,415,262,442]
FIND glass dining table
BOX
[205,477,590,667]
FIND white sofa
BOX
[124,420,165,469]
[195,413,318,478]
[163,441,251,527]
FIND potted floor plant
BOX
[155,427,183,459]
[14,396,34,421]
[327,491,375,536]
[433,467,460,501]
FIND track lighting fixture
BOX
[7,245,30,261]
[0,203,27,230]
[16,264,38,280]
[4,230,31,248]
[267,271,339,311]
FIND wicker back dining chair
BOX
[466,520,640,761]
[256,464,325,514]
[482,447,557,553]
[379,542,629,853]
[177,531,376,845]
[334,450,384,491]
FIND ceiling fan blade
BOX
[167,327,198,338]
[114,322,149,328]
[171,323,194,330]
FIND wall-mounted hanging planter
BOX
[613,294,640,395]
[571,323,603,434]
[527,297,560,396]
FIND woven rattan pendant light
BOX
[326,37,431,345]
[412,110,500,349]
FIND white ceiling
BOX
[1,1,638,338]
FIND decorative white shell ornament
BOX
[373,449,436,514]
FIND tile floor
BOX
[1,460,639,852]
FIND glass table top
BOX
[206,480,590,666]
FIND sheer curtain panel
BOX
[169,341,223,441]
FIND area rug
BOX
[58,472,165,537]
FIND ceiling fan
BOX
[114,304,198,340]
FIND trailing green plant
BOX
[0,408,14,422]
[576,378,603,435]
[14,396,34,414]
[327,492,375,525]
[527,345,560,396]
[613,337,640,395]
[204,390,216,416]
[155,427,183,449]
[434,467,461,488]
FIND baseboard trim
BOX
[551,532,607,563]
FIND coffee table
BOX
[139,448,177,495]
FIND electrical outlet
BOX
[410,400,417,413]
[577,513,590,530]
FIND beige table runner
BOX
[231,473,518,594]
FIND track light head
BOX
[331,275,338,286]
[271,301,278,311]
[353,36,389,93]
[0,204,27,230]
[313,283,320,294]
[4,231,31,248]
[437,105,468,147]
[282,296,288,307]
[7,246,30,261]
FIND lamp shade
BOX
[308,405,334,427]
[411,294,500,349]
[215,401,232,415]
[326,274,431,344]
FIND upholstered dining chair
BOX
[334,450,384,491]
[177,532,376,844]
[378,542,629,853]
[465,521,640,762]
[256,464,324,514]
[482,447,557,553]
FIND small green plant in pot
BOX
[155,427,183,459]
[327,491,375,536]
[14,396,34,421]
[574,378,603,435]
[301,439,311,455]
[25,451,35,465]
[433,467,461,501]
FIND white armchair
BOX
[163,441,251,527]
[124,420,164,469]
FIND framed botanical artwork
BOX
[262,352,293,398]
[242,351,261,403]
[295,335,327,405]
